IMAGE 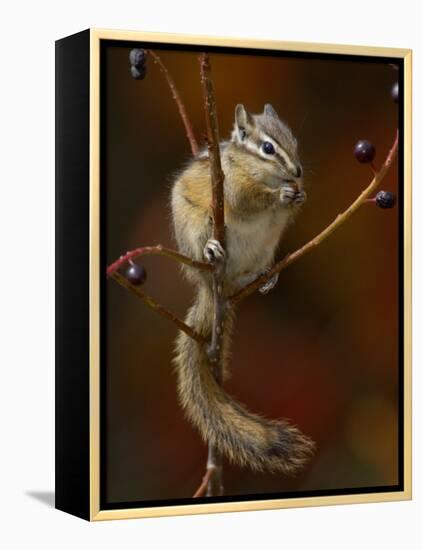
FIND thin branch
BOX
[230,130,399,305]
[107,245,214,277]
[192,465,216,498]
[199,52,227,368]
[199,53,226,248]
[111,272,206,345]
[199,52,226,496]
[205,442,224,496]
[149,50,199,156]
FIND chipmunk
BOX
[171,104,314,473]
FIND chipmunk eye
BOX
[262,141,275,155]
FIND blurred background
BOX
[103,43,400,505]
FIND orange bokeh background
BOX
[103,44,400,504]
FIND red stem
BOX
[192,466,216,498]
[111,272,206,345]
[107,245,213,277]
[199,53,226,248]
[149,50,199,156]
[198,52,226,497]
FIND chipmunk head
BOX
[231,104,302,186]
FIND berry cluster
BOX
[353,80,398,209]
[129,48,147,80]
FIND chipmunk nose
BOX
[295,165,302,178]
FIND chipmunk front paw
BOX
[294,190,307,205]
[203,239,225,264]
[280,185,306,206]
[280,184,297,206]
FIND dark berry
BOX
[391,82,399,104]
[126,263,147,285]
[375,190,396,209]
[129,48,146,68]
[130,65,146,80]
[262,141,275,155]
[354,140,376,163]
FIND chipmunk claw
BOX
[259,270,279,294]
[204,239,225,264]
[280,184,297,206]
[294,190,307,205]
[280,185,306,206]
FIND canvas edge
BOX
[88,28,412,521]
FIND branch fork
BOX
[198,53,227,494]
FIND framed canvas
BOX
[55,28,412,521]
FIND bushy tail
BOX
[173,286,315,473]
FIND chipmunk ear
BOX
[235,104,254,140]
[264,103,280,120]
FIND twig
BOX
[149,50,199,156]
[205,442,224,496]
[107,244,213,277]
[192,465,216,498]
[111,272,206,345]
[199,52,226,496]
[230,130,399,305]
[199,52,227,366]
[199,53,226,248]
